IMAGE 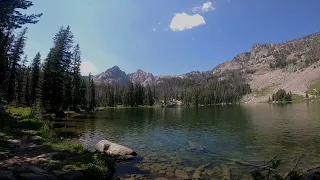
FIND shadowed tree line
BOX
[95,70,251,107]
[0,0,96,115]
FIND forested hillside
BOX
[95,69,251,107]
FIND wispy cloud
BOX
[169,13,205,32]
[153,28,156,31]
[192,1,215,13]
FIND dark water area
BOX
[55,102,320,179]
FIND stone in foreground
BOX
[95,140,137,160]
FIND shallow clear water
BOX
[56,102,320,179]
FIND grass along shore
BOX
[0,106,115,180]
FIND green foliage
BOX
[253,86,272,98]
[6,28,28,103]
[30,52,41,103]
[272,89,292,102]
[95,70,250,107]
[31,100,45,120]
[270,53,288,69]
[41,26,79,113]
[146,85,154,106]
[7,106,31,117]
[71,44,82,110]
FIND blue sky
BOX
[24,0,320,75]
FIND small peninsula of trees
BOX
[270,89,292,102]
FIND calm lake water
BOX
[56,102,320,179]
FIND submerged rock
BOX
[7,139,21,148]
[192,163,211,179]
[23,165,47,174]
[221,164,231,180]
[175,169,188,179]
[165,171,174,176]
[95,140,137,160]
[61,170,84,180]
[188,140,207,153]
[0,170,15,180]
[19,173,47,180]
[184,167,196,173]
[154,178,169,180]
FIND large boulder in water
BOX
[94,140,137,160]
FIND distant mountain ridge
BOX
[93,32,320,102]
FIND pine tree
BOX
[23,67,31,105]
[146,85,153,106]
[16,55,28,104]
[90,78,96,109]
[79,78,87,109]
[41,26,74,113]
[0,0,42,96]
[7,27,27,103]
[30,52,41,103]
[71,44,81,110]
[123,81,134,107]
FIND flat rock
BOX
[124,177,135,180]
[61,170,84,180]
[30,136,43,141]
[192,170,201,179]
[175,169,188,179]
[95,139,137,160]
[206,169,215,176]
[0,170,15,180]
[154,178,169,180]
[7,166,26,173]
[19,173,47,180]
[192,163,211,179]
[23,165,47,174]
[36,152,58,159]
[221,164,231,180]
[7,139,21,148]
[45,174,58,180]
[165,171,174,176]
[0,175,16,180]
[184,167,196,173]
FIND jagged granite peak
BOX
[128,69,155,86]
[94,66,129,84]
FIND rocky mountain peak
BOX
[129,69,155,86]
[94,66,128,84]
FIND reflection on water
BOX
[55,102,320,179]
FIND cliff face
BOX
[128,69,155,86]
[212,32,320,102]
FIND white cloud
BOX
[169,13,205,31]
[153,28,156,31]
[192,1,215,13]
[158,22,162,25]
[81,61,96,75]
